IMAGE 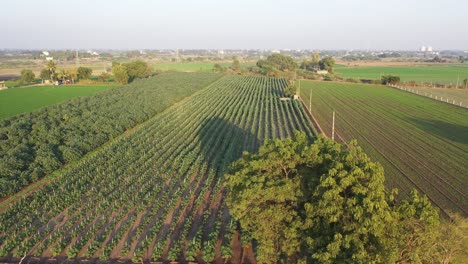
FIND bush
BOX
[381,75,401,85]
[323,74,333,81]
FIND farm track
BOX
[0,75,316,262]
[300,80,468,217]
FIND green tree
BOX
[231,58,241,72]
[98,72,111,82]
[20,69,35,83]
[40,68,50,82]
[225,132,465,264]
[284,81,297,97]
[112,64,129,84]
[77,67,93,79]
[256,54,297,74]
[68,68,78,83]
[381,75,401,85]
[319,57,335,73]
[212,63,226,73]
[123,60,152,82]
[311,51,321,70]
[46,60,57,81]
[225,132,310,263]
[57,68,69,82]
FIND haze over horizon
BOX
[2,0,467,50]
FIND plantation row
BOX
[0,72,222,198]
[300,80,468,216]
[0,76,316,262]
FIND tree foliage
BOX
[225,132,466,263]
[124,60,152,82]
[318,57,336,73]
[231,58,241,72]
[40,68,50,80]
[112,60,152,84]
[257,54,297,73]
[77,67,93,80]
[381,75,401,85]
[20,69,35,83]
[113,64,129,84]
[46,60,57,81]
[212,63,226,73]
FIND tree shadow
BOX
[406,118,468,145]
[196,117,259,174]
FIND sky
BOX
[1,0,467,50]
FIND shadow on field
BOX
[196,117,259,264]
[197,116,260,174]
[408,118,468,145]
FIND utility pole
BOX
[331,111,335,140]
[309,89,312,112]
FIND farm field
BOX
[395,86,468,106]
[0,85,116,119]
[335,64,468,84]
[0,76,315,262]
[300,80,468,217]
[153,61,255,72]
[0,72,222,198]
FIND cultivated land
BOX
[335,63,468,84]
[0,73,222,198]
[0,85,116,119]
[397,86,468,105]
[0,76,315,262]
[300,80,468,216]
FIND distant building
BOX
[427,46,433,52]
[420,46,427,52]
[0,81,6,90]
[42,51,50,56]
[316,70,329,75]
[45,56,54,61]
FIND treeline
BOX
[0,72,222,198]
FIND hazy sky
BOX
[1,0,467,50]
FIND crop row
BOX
[300,80,468,216]
[0,75,316,262]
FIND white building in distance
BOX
[420,46,427,52]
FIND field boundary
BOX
[388,84,468,109]
[298,97,324,135]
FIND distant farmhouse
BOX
[316,70,329,75]
[40,51,54,61]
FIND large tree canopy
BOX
[257,54,297,73]
[112,60,152,83]
[225,132,466,264]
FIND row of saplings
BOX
[225,132,466,264]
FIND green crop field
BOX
[0,85,116,119]
[153,61,255,72]
[0,76,315,262]
[300,80,468,217]
[335,64,468,84]
[399,86,468,106]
